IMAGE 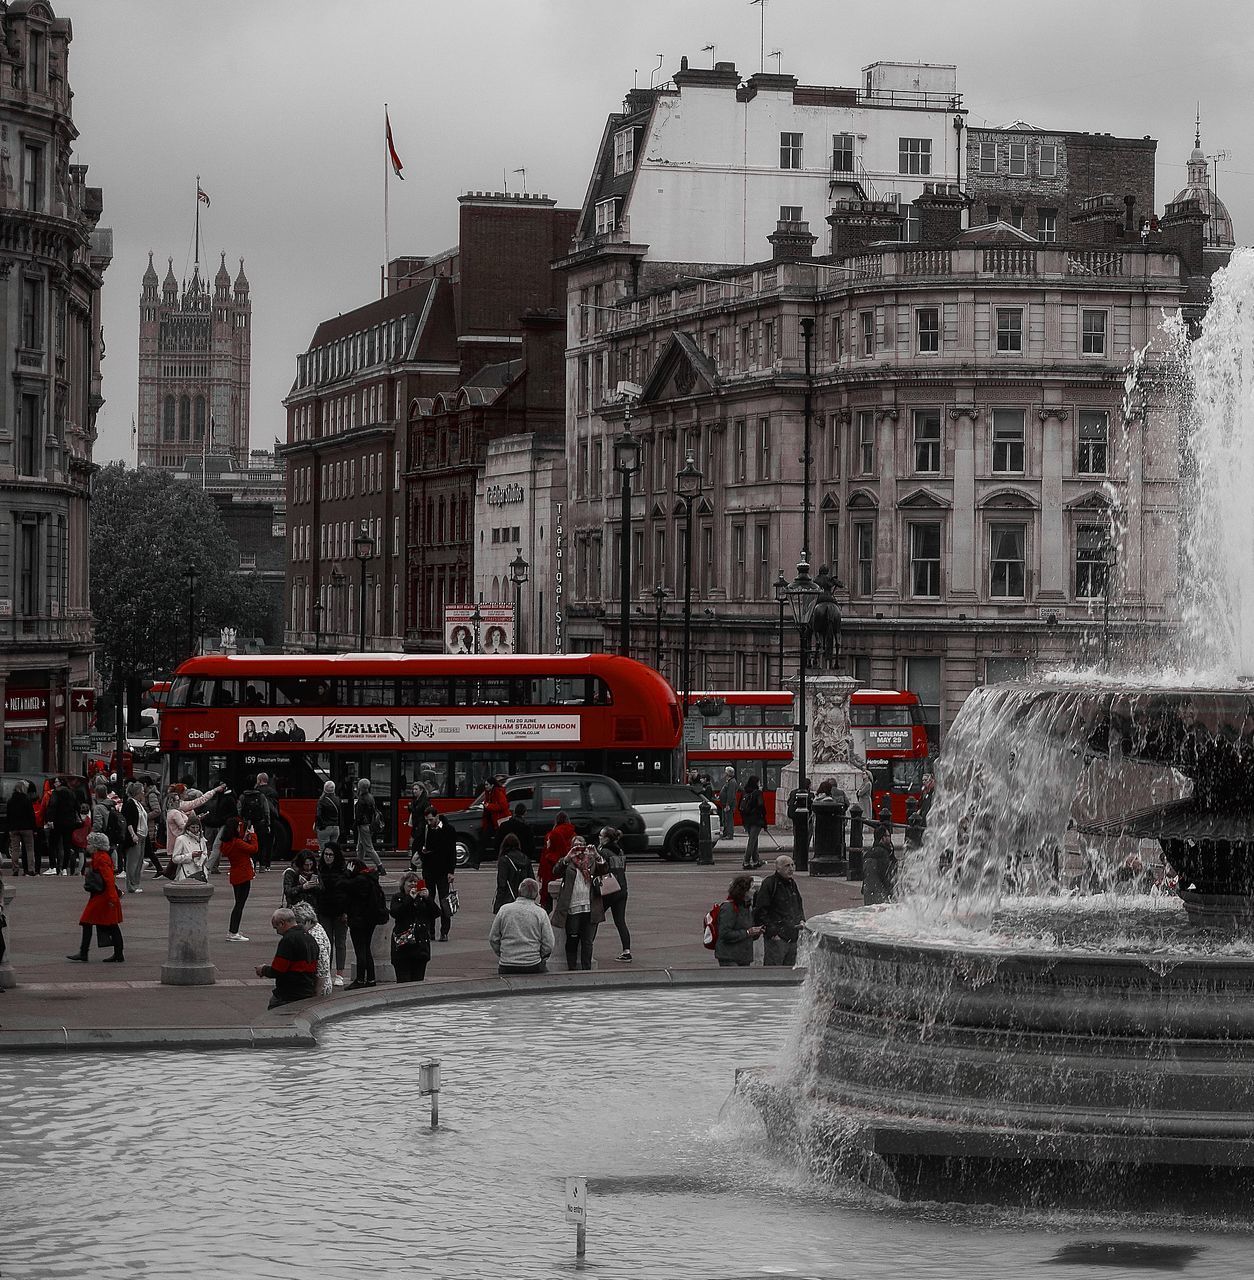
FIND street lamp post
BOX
[184,565,198,659]
[785,557,822,872]
[312,599,324,653]
[651,584,670,672]
[676,454,703,706]
[471,599,483,655]
[508,549,530,653]
[331,568,345,649]
[773,570,789,687]
[800,317,815,566]
[612,412,642,657]
[353,523,375,651]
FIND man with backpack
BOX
[239,776,277,872]
[717,767,738,843]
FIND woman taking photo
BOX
[390,871,438,983]
[550,838,608,971]
[169,815,210,881]
[316,843,350,988]
[219,817,258,942]
[282,852,322,912]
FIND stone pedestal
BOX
[161,881,217,986]
[0,883,15,988]
[358,920,396,984]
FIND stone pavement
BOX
[0,831,863,1050]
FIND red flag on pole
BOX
[386,110,404,180]
[197,185,211,207]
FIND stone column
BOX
[161,880,217,986]
[370,917,396,984]
[1038,407,1067,599]
[0,882,15,988]
[948,406,978,598]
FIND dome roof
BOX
[1172,120,1235,248]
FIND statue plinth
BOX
[779,674,864,808]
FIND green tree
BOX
[90,462,269,686]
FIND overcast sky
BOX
[67,0,1253,465]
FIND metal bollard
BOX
[697,800,714,865]
[791,787,811,873]
[0,882,15,988]
[847,802,864,881]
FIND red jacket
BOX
[80,850,123,927]
[482,784,510,830]
[221,833,258,886]
[537,820,576,908]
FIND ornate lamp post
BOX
[785,557,822,870]
[651,584,670,672]
[676,454,703,705]
[471,599,483,655]
[353,522,375,651]
[184,565,198,659]
[773,570,789,687]
[508,548,530,653]
[612,415,642,657]
[312,599,324,653]
[330,568,345,647]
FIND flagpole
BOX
[194,173,201,267]
[383,103,390,298]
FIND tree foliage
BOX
[90,463,269,681]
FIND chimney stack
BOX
[767,219,817,262]
[827,200,905,259]
[914,182,967,246]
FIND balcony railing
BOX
[0,613,93,647]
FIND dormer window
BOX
[595,197,619,235]
[613,127,636,176]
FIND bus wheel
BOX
[665,826,699,861]
[454,838,476,869]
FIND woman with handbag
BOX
[67,832,124,963]
[390,871,437,983]
[340,855,387,990]
[549,838,609,971]
[493,832,533,913]
[169,816,210,881]
[219,818,258,942]
[596,827,631,963]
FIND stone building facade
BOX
[0,1,110,772]
[137,249,251,469]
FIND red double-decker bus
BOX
[160,653,681,860]
[849,688,931,823]
[682,690,794,824]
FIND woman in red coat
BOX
[537,811,577,910]
[69,833,124,963]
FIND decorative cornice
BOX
[875,407,899,422]
[947,404,982,421]
[1037,406,1070,422]
[832,409,853,426]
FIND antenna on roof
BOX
[513,167,527,195]
[649,53,664,89]
[768,48,781,72]
[702,42,716,67]
[750,0,767,73]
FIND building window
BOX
[779,204,802,223]
[1010,206,1024,230]
[754,523,771,597]
[992,409,1026,474]
[996,308,1023,353]
[731,524,746,598]
[613,126,636,176]
[860,310,875,356]
[757,416,771,479]
[986,204,1001,224]
[763,320,776,363]
[1037,209,1057,243]
[978,140,996,173]
[832,314,843,360]
[21,276,41,349]
[654,527,668,587]
[17,520,38,616]
[576,440,588,498]
[239,552,257,570]
[898,137,931,175]
[826,414,841,475]
[1082,309,1107,355]
[825,521,839,577]
[902,202,920,243]
[162,396,175,441]
[905,655,943,750]
[594,198,618,235]
[591,438,603,498]
[179,394,192,440]
[22,143,43,212]
[733,418,747,481]
[913,410,941,473]
[194,396,207,439]
[909,523,941,598]
[989,524,1026,598]
[1038,143,1057,177]
[1077,411,1109,474]
[854,520,874,595]
[780,131,803,169]
[17,394,40,476]
[1008,141,1027,176]
[700,525,714,593]
[832,133,854,173]
[916,307,939,353]
[1075,526,1110,599]
[857,410,875,475]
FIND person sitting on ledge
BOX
[256,908,318,1009]
[489,877,554,976]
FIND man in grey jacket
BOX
[717,767,737,842]
[488,878,554,975]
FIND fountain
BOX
[742,250,1254,1205]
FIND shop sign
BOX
[71,687,96,714]
[4,690,48,720]
[554,501,564,653]
[486,482,525,507]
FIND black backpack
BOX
[240,790,267,825]
[105,805,126,848]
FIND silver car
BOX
[624,784,712,860]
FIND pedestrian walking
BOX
[537,810,576,909]
[70,802,92,875]
[169,816,210,881]
[496,802,535,864]
[6,780,37,875]
[291,901,333,996]
[717,767,738,843]
[144,779,163,875]
[47,777,80,876]
[418,808,457,941]
[474,773,509,870]
[753,855,806,966]
[492,832,533,913]
[220,817,258,941]
[714,874,762,968]
[282,852,322,911]
[405,781,432,866]
[316,843,350,987]
[596,826,632,962]
[390,871,437,983]
[254,908,318,1009]
[67,833,124,963]
[488,877,554,975]
[341,855,387,989]
[550,838,608,971]
[352,778,383,872]
[121,780,149,894]
[740,775,767,869]
[315,780,342,851]
[253,773,281,871]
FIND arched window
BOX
[491,575,501,603]
[437,497,446,543]
[179,394,191,440]
[162,396,175,441]
[194,395,207,440]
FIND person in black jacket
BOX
[390,871,438,982]
[48,778,81,876]
[739,775,767,871]
[406,782,433,867]
[255,908,318,1008]
[496,802,534,864]
[6,779,38,875]
[315,781,341,851]
[203,781,238,876]
[418,809,457,941]
[493,833,533,913]
[315,843,349,988]
[753,855,806,966]
[340,856,387,989]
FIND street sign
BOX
[564,1176,587,1225]
[70,735,91,751]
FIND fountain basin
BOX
[743,907,1254,1203]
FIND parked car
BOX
[441,773,647,868]
[624,783,709,860]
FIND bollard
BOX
[161,880,217,986]
[808,792,845,877]
[0,882,15,988]
[697,799,714,865]
[367,918,396,985]
[847,802,864,882]
[789,784,811,873]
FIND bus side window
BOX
[880,706,911,726]
[187,679,214,707]
[211,680,240,707]
[242,681,268,707]
[351,678,395,707]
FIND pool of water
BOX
[0,987,1248,1278]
